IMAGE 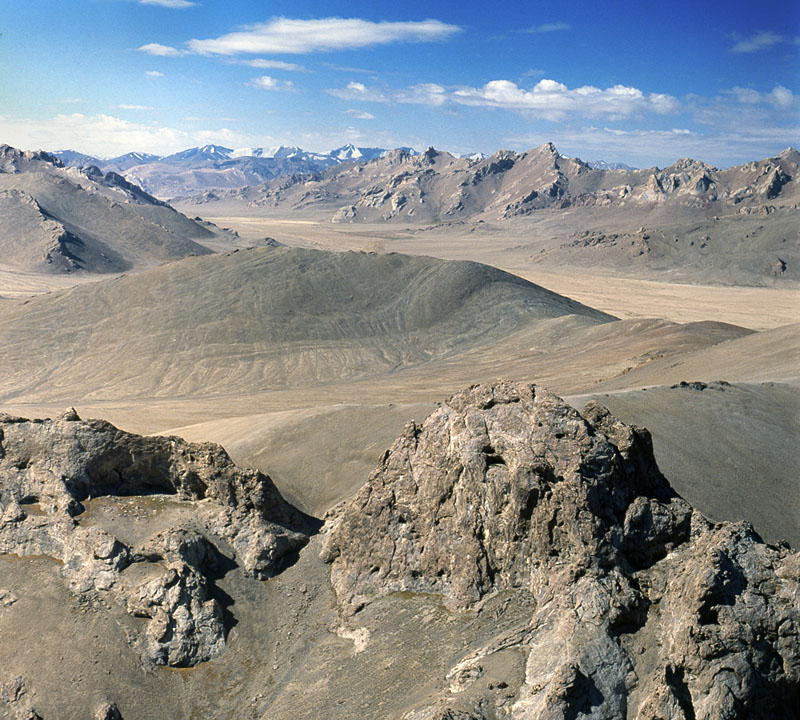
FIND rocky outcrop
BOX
[322,381,799,718]
[0,410,311,667]
[181,144,800,224]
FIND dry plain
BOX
[3,211,797,548]
[1,199,799,719]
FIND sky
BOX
[1,0,798,167]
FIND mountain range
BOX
[188,142,799,220]
[51,143,642,199]
[50,144,398,197]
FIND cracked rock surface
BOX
[322,381,799,718]
[0,410,311,667]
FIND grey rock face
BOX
[0,411,311,667]
[322,381,799,718]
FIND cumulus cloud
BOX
[138,43,186,56]
[518,22,570,34]
[329,78,680,120]
[694,85,798,130]
[452,79,679,120]
[398,83,449,106]
[139,0,196,7]
[328,81,385,101]
[730,31,784,53]
[247,75,294,91]
[188,17,461,55]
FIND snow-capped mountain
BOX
[458,151,487,160]
[587,159,638,171]
[105,151,163,171]
[52,149,106,167]
[329,144,386,162]
[160,145,234,166]
[48,143,421,198]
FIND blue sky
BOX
[1,0,798,166]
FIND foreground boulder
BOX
[322,381,799,719]
[0,410,311,666]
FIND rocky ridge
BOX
[322,381,799,718]
[178,144,800,224]
[0,410,311,668]
[0,144,236,275]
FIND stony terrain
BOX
[1,383,797,718]
[322,381,799,718]
[0,142,797,719]
[178,144,800,222]
[0,410,311,670]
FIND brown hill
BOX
[0,246,613,402]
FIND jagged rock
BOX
[0,412,311,666]
[127,562,225,666]
[332,204,358,223]
[321,382,684,612]
[0,411,309,575]
[322,381,800,718]
[772,256,787,275]
[95,702,123,720]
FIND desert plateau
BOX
[1,2,798,718]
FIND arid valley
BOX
[2,1,799,717]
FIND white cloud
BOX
[452,79,679,120]
[0,112,427,159]
[188,17,461,55]
[238,59,306,71]
[138,43,185,56]
[328,81,387,102]
[0,113,253,157]
[728,85,795,108]
[138,0,196,7]
[730,31,784,53]
[115,104,156,111]
[519,22,570,34]
[344,109,376,120]
[145,70,165,77]
[329,78,680,120]
[247,75,295,91]
[397,83,449,107]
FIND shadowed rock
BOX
[0,410,312,667]
[322,381,799,718]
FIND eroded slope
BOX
[0,247,613,402]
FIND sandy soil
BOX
[197,215,800,331]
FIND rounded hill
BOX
[0,247,612,401]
